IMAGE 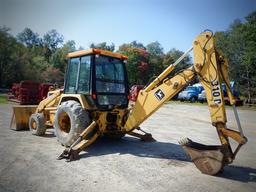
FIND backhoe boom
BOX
[124,31,247,175]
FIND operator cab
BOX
[64,49,129,110]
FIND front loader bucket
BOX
[10,106,37,131]
[180,138,225,175]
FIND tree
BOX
[78,46,85,50]
[215,12,256,99]
[118,41,191,86]
[90,42,115,51]
[1,10,255,98]
[43,29,64,61]
[146,41,163,56]
[146,41,165,78]
[43,29,64,50]
[118,42,149,85]
[130,41,146,49]
[0,27,28,87]
[42,66,64,84]
[50,40,76,73]
[163,48,191,76]
[17,28,42,47]
[242,11,256,99]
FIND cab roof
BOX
[67,48,128,60]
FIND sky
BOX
[0,0,256,52]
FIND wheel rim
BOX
[31,119,37,130]
[58,112,71,136]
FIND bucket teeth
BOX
[179,137,191,146]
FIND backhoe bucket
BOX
[180,138,225,175]
[10,106,37,130]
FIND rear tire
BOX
[54,100,90,147]
[29,113,46,136]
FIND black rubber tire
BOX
[54,100,90,147]
[29,113,47,136]
[190,97,196,103]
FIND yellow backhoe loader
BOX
[11,31,247,175]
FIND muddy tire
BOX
[29,113,47,136]
[54,100,90,147]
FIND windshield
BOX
[95,55,128,107]
[65,57,79,93]
[95,55,125,93]
[65,56,91,94]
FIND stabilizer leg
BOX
[127,127,156,142]
[57,121,99,161]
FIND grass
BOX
[0,94,7,104]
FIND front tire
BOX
[54,100,90,147]
[29,113,46,136]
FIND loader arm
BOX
[124,31,247,175]
[36,89,62,113]
[11,89,62,131]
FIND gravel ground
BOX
[0,103,255,192]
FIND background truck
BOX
[177,83,204,102]
[178,86,201,102]
[198,90,206,103]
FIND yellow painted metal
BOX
[92,109,128,133]
[58,110,71,134]
[62,108,129,158]
[72,133,99,152]
[144,46,193,92]
[10,106,37,130]
[124,66,195,131]
[219,55,236,105]
[67,48,128,60]
[193,32,227,124]
[49,110,56,126]
[71,121,99,152]
[144,65,175,92]
[215,123,229,145]
[124,31,246,151]
[79,121,97,139]
[36,89,62,113]
[58,94,93,110]
[192,32,246,147]
[57,121,99,160]
[11,89,61,130]
[220,128,247,144]
[10,31,246,174]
